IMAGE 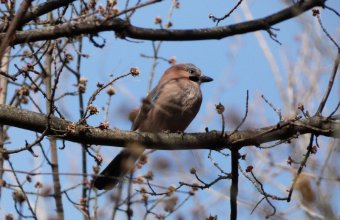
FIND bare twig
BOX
[0,0,33,61]
[7,159,37,219]
[316,50,339,115]
[230,148,239,220]
[209,0,244,25]
[140,53,169,63]
[81,72,132,121]
[145,0,177,94]
[208,150,230,176]
[104,0,162,22]
[327,102,340,119]
[287,135,314,202]
[0,46,11,198]
[238,165,288,201]
[261,94,282,120]
[256,134,298,149]
[179,175,231,190]
[324,5,340,17]
[316,14,340,50]
[266,27,282,45]
[250,172,276,218]
[3,129,48,155]
[230,90,249,136]
[44,35,64,219]
[146,41,162,94]
[0,0,77,31]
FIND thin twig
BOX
[324,5,340,17]
[7,159,37,219]
[239,165,287,201]
[250,172,276,218]
[104,0,162,22]
[261,94,282,120]
[230,90,249,136]
[327,102,340,119]
[146,41,162,94]
[208,150,230,175]
[287,134,314,202]
[44,34,64,219]
[0,0,33,61]
[316,50,339,115]
[81,72,132,120]
[209,0,243,25]
[316,14,340,50]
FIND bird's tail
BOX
[93,144,145,190]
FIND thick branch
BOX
[0,0,325,45]
[0,105,338,152]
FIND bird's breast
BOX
[136,80,202,132]
[179,83,202,112]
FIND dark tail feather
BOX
[94,146,144,190]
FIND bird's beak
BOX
[199,75,213,83]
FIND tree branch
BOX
[230,149,239,220]
[0,105,338,153]
[0,0,33,61]
[0,0,326,45]
[316,49,340,115]
[0,0,76,32]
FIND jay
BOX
[94,63,213,190]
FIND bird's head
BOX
[162,63,213,85]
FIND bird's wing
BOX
[131,85,160,131]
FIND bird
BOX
[93,63,213,190]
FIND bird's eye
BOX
[188,68,195,74]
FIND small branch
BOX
[8,130,48,157]
[179,175,231,190]
[44,38,64,220]
[209,0,244,25]
[0,0,33,61]
[0,71,17,81]
[105,0,162,22]
[266,27,282,45]
[327,102,340,119]
[324,5,340,17]
[316,13,340,50]
[0,0,77,32]
[239,165,288,201]
[230,90,249,136]
[208,150,230,176]
[316,50,339,115]
[287,135,314,202]
[146,42,162,94]
[81,72,132,121]
[261,94,282,120]
[230,149,239,220]
[256,135,298,149]
[249,172,276,218]
[7,159,37,219]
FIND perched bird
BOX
[94,63,213,190]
